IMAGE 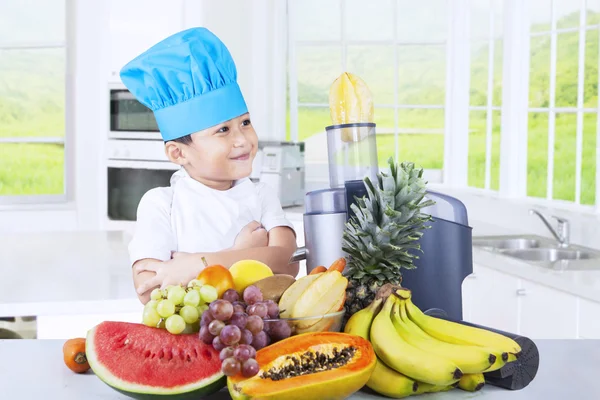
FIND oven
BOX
[106,139,179,222]
[109,82,162,140]
[105,83,179,226]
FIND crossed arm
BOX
[132,223,298,304]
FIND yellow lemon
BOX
[229,260,273,292]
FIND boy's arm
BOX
[199,226,298,276]
[134,226,299,297]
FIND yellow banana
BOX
[458,373,485,392]
[343,297,419,398]
[343,297,383,340]
[369,295,463,386]
[403,297,522,355]
[367,359,419,399]
[391,299,497,374]
[484,351,518,373]
[415,382,456,394]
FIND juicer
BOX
[290,122,539,392]
[290,122,474,321]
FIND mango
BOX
[291,270,348,320]
[278,273,322,318]
[229,260,273,293]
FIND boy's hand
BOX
[233,221,268,250]
[134,253,201,294]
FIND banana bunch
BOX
[344,286,521,398]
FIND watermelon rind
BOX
[86,324,226,399]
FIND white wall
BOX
[197,0,286,141]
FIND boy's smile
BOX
[230,153,250,161]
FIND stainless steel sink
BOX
[473,234,600,268]
[473,237,542,250]
[500,248,600,262]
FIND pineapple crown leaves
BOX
[342,157,435,283]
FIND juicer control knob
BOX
[516,289,527,296]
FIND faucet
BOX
[529,209,570,248]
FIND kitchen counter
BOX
[1,339,597,399]
[0,230,140,319]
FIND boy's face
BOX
[165,113,258,189]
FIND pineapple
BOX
[341,157,435,321]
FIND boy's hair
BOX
[167,135,193,145]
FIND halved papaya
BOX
[227,332,376,400]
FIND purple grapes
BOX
[239,329,253,345]
[246,315,264,334]
[267,320,292,342]
[220,325,242,346]
[252,331,269,350]
[241,359,260,377]
[208,319,225,336]
[243,285,263,305]
[232,301,247,314]
[248,303,268,319]
[200,310,214,326]
[234,344,253,362]
[212,335,226,351]
[222,357,241,377]
[209,300,234,321]
[220,346,235,361]
[229,312,248,330]
[199,325,215,344]
[265,300,280,319]
[222,289,240,303]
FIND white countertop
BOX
[0,230,140,318]
[0,207,305,319]
[1,339,597,399]
[2,208,599,320]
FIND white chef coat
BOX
[128,168,296,266]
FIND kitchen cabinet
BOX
[579,299,600,339]
[464,264,520,334]
[519,280,578,339]
[463,263,600,340]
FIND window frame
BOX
[524,0,598,210]
[287,0,600,213]
[286,0,454,184]
[0,0,74,206]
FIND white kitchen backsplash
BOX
[430,185,600,251]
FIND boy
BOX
[120,27,299,304]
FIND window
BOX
[526,0,599,206]
[468,0,504,191]
[287,0,599,211]
[287,0,449,182]
[0,0,69,204]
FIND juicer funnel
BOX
[325,122,379,188]
[290,122,380,272]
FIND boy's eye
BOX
[242,119,251,126]
[217,126,229,133]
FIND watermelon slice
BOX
[86,321,225,399]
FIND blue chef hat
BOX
[119,27,248,141]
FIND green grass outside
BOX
[0,143,64,195]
